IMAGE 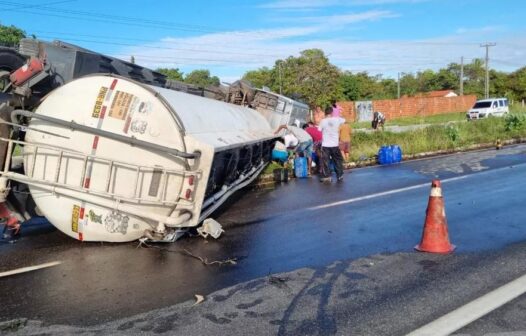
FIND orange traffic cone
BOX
[415,180,455,253]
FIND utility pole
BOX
[480,42,496,99]
[278,62,283,95]
[397,72,401,99]
[460,56,464,96]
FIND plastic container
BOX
[378,145,402,164]
[391,145,402,163]
[294,157,308,178]
[273,168,289,183]
[378,146,392,165]
[272,149,288,162]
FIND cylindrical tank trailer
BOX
[0,75,277,242]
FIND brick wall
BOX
[312,95,477,123]
[370,95,477,121]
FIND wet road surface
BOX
[0,144,525,327]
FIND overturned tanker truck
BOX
[0,38,309,242]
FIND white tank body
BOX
[20,75,275,242]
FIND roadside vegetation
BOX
[349,109,526,162]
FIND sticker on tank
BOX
[88,210,103,224]
[104,211,129,235]
[123,98,154,135]
[130,120,148,134]
[109,91,135,120]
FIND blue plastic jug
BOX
[391,145,402,163]
[378,146,393,165]
[294,157,308,178]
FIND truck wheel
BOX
[0,48,26,72]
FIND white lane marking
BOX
[307,175,468,211]
[0,261,62,278]
[307,161,526,211]
[406,273,526,336]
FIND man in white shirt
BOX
[318,107,346,182]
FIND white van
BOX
[466,98,509,120]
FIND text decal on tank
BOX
[92,87,109,118]
[71,205,80,233]
[109,91,134,120]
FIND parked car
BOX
[466,98,509,120]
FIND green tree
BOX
[242,66,274,89]
[184,69,220,87]
[156,67,184,81]
[378,78,398,99]
[507,67,526,101]
[463,59,485,98]
[489,69,510,98]
[340,71,379,100]
[399,73,418,97]
[416,69,439,92]
[435,68,458,91]
[277,49,341,108]
[0,23,26,47]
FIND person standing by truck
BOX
[318,107,346,182]
[339,121,352,162]
[303,121,323,174]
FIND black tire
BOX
[0,47,26,72]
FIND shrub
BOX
[504,114,526,132]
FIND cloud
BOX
[455,25,505,35]
[160,26,320,44]
[292,10,399,25]
[114,23,526,82]
[117,9,399,70]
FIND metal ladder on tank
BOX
[0,137,201,207]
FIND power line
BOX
[34,35,482,65]
[29,30,307,55]
[34,35,286,58]
[0,8,223,33]
[0,1,225,32]
[0,1,296,38]
[0,0,77,11]
[32,34,480,67]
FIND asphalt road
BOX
[1,144,526,335]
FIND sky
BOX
[1,0,526,83]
